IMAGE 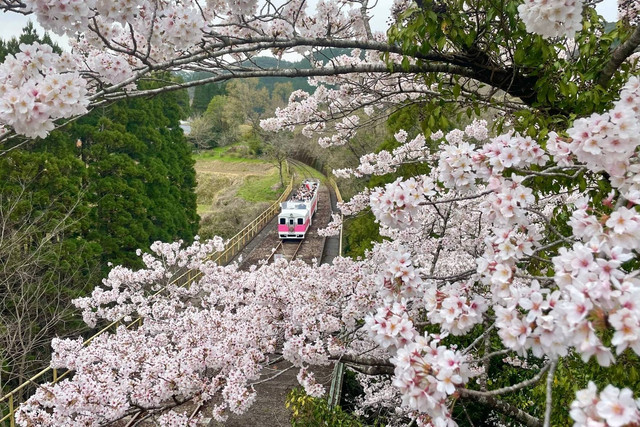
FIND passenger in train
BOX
[292,182,318,202]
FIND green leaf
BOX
[452,84,461,98]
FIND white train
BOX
[278,179,319,239]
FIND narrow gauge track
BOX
[266,239,304,263]
[288,159,321,180]
[235,175,332,270]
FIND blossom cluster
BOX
[423,280,488,336]
[317,213,342,237]
[570,382,640,426]
[517,0,584,38]
[375,247,423,300]
[369,176,435,229]
[567,77,640,203]
[336,189,371,216]
[391,335,474,422]
[334,133,430,178]
[296,367,325,398]
[25,0,95,36]
[0,42,88,138]
[353,374,404,419]
[85,51,135,87]
[548,204,640,360]
[365,302,416,351]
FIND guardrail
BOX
[0,176,293,427]
[326,177,344,255]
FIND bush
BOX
[286,388,365,427]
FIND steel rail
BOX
[289,239,304,262]
[266,240,284,264]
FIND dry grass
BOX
[193,149,286,239]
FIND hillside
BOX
[193,145,287,239]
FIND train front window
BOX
[297,218,303,225]
[279,218,285,225]
[289,219,294,225]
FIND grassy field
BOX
[193,145,289,239]
[193,145,267,164]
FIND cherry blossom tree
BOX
[3,0,640,426]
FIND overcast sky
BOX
[0,0,619,51]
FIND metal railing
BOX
[326,177,344,255]
[0,176,293,426]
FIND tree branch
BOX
[543,360,558,427]
[91,62,474,105]
[598,24,640,87]
[460,363,550,397]
[332,354,395,375]
[459,389,543,427]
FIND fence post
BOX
[9,395,14,427]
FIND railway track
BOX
[266,239,304,263]
[235,178,332,269]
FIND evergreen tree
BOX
[0,27,198,394]
[0,21,60,62]
[191,78,227,114]
[0,130,102,394]
[73,77,198,267]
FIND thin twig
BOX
[460,362,550,396]
[462,323,495,355]
[250,364,296,386]
[543,360,558,427]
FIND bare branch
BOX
[459,389,543,427]
[543,360,558,427]
[598,24,640,87]
[462,323,496,355]
[460,363,550,397]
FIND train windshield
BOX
[297,218,303,225]
[279,218,285,224]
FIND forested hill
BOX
[243,56,314,94]
[183,49,354,113]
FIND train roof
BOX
[281,201,310,210]
[279,207,309,216]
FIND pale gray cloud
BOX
[0,11,70,49]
